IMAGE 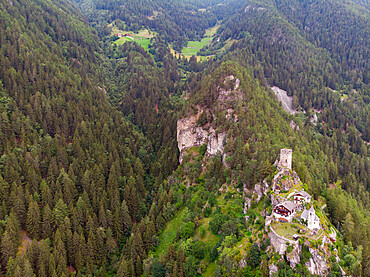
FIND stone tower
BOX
[280,148,292,170]
[308,206,315,230]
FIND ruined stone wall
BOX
[280,148,292,169]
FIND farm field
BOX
[110,24,156,51]
[181,37,213,56]
[171,24,220,61]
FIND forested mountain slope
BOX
[208,0,369,206]
[158,60,369,276]
[0,0,174,275]
[0,0,368,276]
[214,0,369,136]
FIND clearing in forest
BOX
[171,24,220,61]
[109,23,156,51]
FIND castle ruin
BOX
[279,148,292,170]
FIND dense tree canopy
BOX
[0,0,368,276]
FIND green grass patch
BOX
[196,218,220,246]
[114,36,134,45]
[181,37,212,56]
[135,38,151,51]
[203,262,217,277]
[154,211,183,256]
[273,222,297,239]
[110,23,156,52]
[114,37,151,50]
[187,38,212,49]
[181,47,199,56]
[205,25,219,37]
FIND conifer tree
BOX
[12,185,26,228]
[48,254,57,277]
[1,231,14,267]
[106,227,117,254]
[87,228,97,264]
[38,241,50,277]
[40,181,53,209]
[98,202,108,229]
[23,258,34,277]
[53,229,68,276]
[113,205,124,241]
[52,199,69,229]
[117,258,129,277]
[26,199,40,239]
[121,200,132,235]
[42,204,53,239]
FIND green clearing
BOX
[187,37,212,49]
[273,222,297,239]
[196,217,220,246]
[110,23,156,52]
[203,262,217,277]
[134,38,151,50]
[181,47,199,56]
[272,221,324,241]
[172,24,219,61]
[181,37,212,56]
[113,36,151,51]
[153,211,183,257]
[205,25,219,37]
[114,36,134,45]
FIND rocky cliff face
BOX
[207,132,226,156]
[243,181,269,216]
[268,227,296,255]
[287,242,302,269]
[176,110,226,163]
[177,75,242,163]
[305,248,329,276]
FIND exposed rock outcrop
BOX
[177,75,242,163]
[207,132,226,156]
[271,86,296,115]
[268,227,296,255]
[287,242,302,268]
[269,264,278,276]
[177,112,209,163]
[272,168,301,192]
[269,228,301,269]
[243,181,269,217]
[305,248,329,276]
[290,120,300,130]
[270,194,279,206]
[176,111,226,163]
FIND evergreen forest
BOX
[0,0,368,276]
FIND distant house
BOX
[273,201,296,217]
[301,206,320,230]
[124,33,131,37]
[115,33,123,38]
[294,191,312,205]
